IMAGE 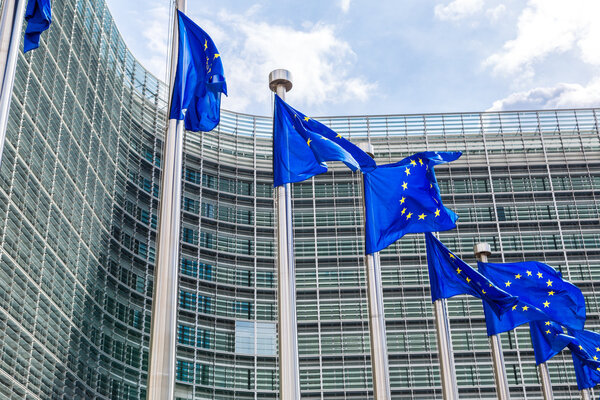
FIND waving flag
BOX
[364,152,460,254]
[170,10,227,132]
[273,95,376,187]
[425,233,517,315]
[479,261,585,335]
[24,0,52,52]
[529,320,574,365]
[568,330,600,390]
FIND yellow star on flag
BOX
[418,213,426,220]
[336,133,342,138]
[418,158,423,165]
[204,39,208,50]
[449,253,455,258]
[522,305,529,311]
[580,345,584,350]
[307,138,312,147]
[594,356,599,361]
[596,347,600,352]
[546,330,551,334]
[402,182,408,190]
[482,289,486,294]
[515,274,521,279]
[545,321,551,326]
[512,305,517,311]
[548,291,555,296]
[456,267,461,274]
[406,212,412,219]
[505,281,512,287]
[405,167,411,176]
[214,53,220,59]
[537,272,543,278]
[410,160,417,167]
[435,209,440,217]
[304,116,310,122]
[466,277,471,283]
[546,279,553,287]
[401,208,406,215]
[543,301,550,308]
[526,270,532,276]
[399,197,406,204]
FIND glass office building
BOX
[0,0,599,399]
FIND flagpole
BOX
[475,243,511,400]
[433,297,459,399]
[0,0,26,167]
[537,362,554,400]
[580,389,591,400]
[269,69,301,400]
[146,1,186,400]
[359,143,392,400]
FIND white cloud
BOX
[484,0,600,77]
[487,78,600,111]
[434,0,484,21]
[193,9,376,114]
[485,4,506,22]
[485,0,600,111]
[339,0,351,13]
[140,5,170,81]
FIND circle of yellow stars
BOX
[396,158,442,222]
[495,268,558,317]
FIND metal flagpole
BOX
[146,1,186,399]
[359,143,392,400]
[537,362,553,400]
[269,69,301,400]
[580,389,591,400]
[474,242,511,400]
[433,297,459,399]
[0,0,27,167]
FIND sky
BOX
[105,0,600,117]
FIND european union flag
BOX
[529,321,573,365]
[273,95,376,187]
[425,233,517,315]
[170,10,226,132]
[566,330,600,390]
[479,261,585,335]
[24,0,52,53]
[364,152,460,254]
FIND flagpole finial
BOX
[269,69,293,94]
[474,242,492,262]
[358,143,375,159]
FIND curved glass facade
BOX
[0,0,599,399]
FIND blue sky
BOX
[105,0,600,117]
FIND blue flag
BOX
[483,297,552,336]
[170,10,227,132]
[364,152,460,254]
[273,95,376,187]
[425,233,517,315]
[479,261,586,335]
[529,321,574,365]
[568,330,600,390]
[24,0,51,53]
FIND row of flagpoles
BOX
[0,2,599,400]
[266,79,600,400]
